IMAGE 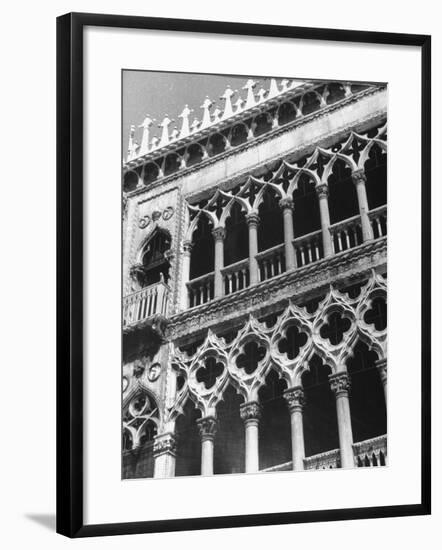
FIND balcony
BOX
[261,434,387,472]
[186,206,387,310]
[123,281,170,327]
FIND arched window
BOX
[224,202,248,266]
[292,174,321,237]
[140,228,171,286]
[364,144,387,209]
[258,187,284,251]
[327,159,359,224]
[190,215,214,279]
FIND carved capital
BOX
[212,227,226,241]
[375,358,387,385]
[246,212,260,227]
[316,183,329,198]
[182,240,193,254]
[284,386,305,412]
[153,432,177,457]
[279,197,294,211]
[329,371,351,396]
[351,169,367,185]
[240,401,262,424]
[197,416,218,441]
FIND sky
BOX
[122,70,304,157]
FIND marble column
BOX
[329,372,354,469]
[279,197,296,270]
[153,432,177,478]
[246,213,260,285]
[316,184,333,258]
[212,227,225,298]
[180,241,193,310]
[197,416,217,476]
[352,169,373,242]
[375,358,387,404]
[240,401,262,473]
[284,386,306,471]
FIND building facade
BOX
[122,77,387,479]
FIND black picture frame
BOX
[56,12,431,538]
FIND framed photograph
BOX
[56,12,431,538]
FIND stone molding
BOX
[284,386,306,412]
[240,401,262,424]
[246,212,260,227]
[351,168,367,184]
[212,227,226,241]
[279,197,294,210]
[329,372,351,396]
[197,416,218,441]
[153,432,177,457]
[316,183,329,198]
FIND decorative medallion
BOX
[148,362,162,382]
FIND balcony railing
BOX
[293,229,324,267]
[222,259,249,296]
[123,281,170,326]
[329,214,363,254]
[304,448,341,470]
[257,244,285,282]
[353,434,387,467]
[187,272,214,308]
[181,207,386,310]
[369,205,387,239]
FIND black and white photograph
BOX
[122,71,388,479]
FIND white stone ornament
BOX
[159,115,173,146]
[138,115,154,155]
[178,105,192,138]
[220,85,235,119]
[200,96,213,128]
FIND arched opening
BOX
[328,159,360,224]
[278,102,297,125]
[292,173,321,237]
[123,170,138,192]
[253,113,272,137]
[302,355,339,457]
[301,92,321,115]
[326,83,346,104]
[230,124,248,146]
[186,143,204,167]
[139,228,171,286]
[258,370,291,470]
[364,144,387,210]
[346,341,387,443]
[208,133,227,156]
[164,153,181,176]
[214,385,245,474]
[190,215,214,279]
[224,202,248,266]
[143,163,159,186]
[175,399,202,477]
[258,187,284,251]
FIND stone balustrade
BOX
[257,243,286,282]
[369,205,387,239]
[330,214,363,254]
[293,229,323,267]
[123,281,170,326]
[187,272,215,308]
[222,259,249,296]
[353,434,387,467]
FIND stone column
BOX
[197,416,217,476]
[316,184,333,258]
[180,241,193,310]
[329,372,354,469]
[279,197,296,270]
[240,401,262,473]
[352,169,373,242]
[246,213,260,285]
[212,227,225,298]
[375,358,387,404]
[284,386,306,471]
[153,432,177,478]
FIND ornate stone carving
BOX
[329,371,351,396]
[197,416,218,441]
[138,206,175,229]
[316,183,329,198]
[284,386,306,412]
[183,240,194,254]
[240,401,262,423]
[246,212,260,227]
[153,433,177,457]
[148,362,162,382]
[351,168,367,184]
[279,197,294,210]
[212,227,226,241]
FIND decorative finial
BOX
[243,79,257,108]
[268,78,280,98]
[127,124,136,160]
[257,87,267,103]
[212,107,222,123]
[234,97,244,113]
[150,136,160,150]
[220,85,235,119]
[200,96,213,128]
[280,79,290,92]
[170,126,180,141]
[159,115,173,146]
[138,115,154,155]
[190,118,201,133]
[179,105,192,138]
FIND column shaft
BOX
[212,228,225,298]
[316,185,333,257]
[247,213,260,285]
[284,387,306,471]
[240,402,261,473]
[180,241,192,310]
[280,198,296,270]
[153,433,177,478]
[197,416,217,476]
[329,372,354,469]
[352,170,373,242]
